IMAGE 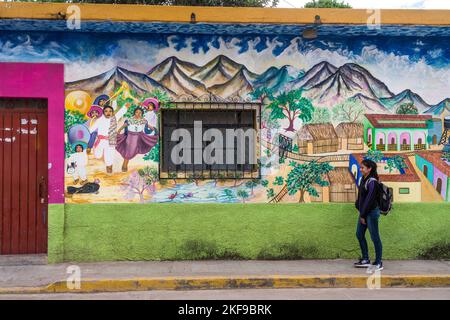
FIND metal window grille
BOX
[159,101,261,180]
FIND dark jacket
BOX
[355,175,379,219]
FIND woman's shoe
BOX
[354,259,371,268]
[371,262,384,271]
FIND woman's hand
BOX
[360,217,366,225]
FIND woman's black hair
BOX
[133,107,144,115]
[75,144,84,151]
[361,159,379,181]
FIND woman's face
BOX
[76,146,83,153]
[147,103,154,111]
[91,110,99,118]
[360,163,371,177]
[134,108,143,118]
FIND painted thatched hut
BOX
[335,122,364,150]
[327,168,357,203]
[296,123,339,154]
[309,168,356,203]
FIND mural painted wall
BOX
[1,24,450,204]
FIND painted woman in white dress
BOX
[115,98,159,172]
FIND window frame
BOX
[159,101,261,180]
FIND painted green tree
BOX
[237,189,250,203]
[304,0,351,8]
[250,87,274,104]
[187,173,204,186]
[286,161,334,203]
[223,189,235,201]
[385,155,407,173]
[64,109,86,133]
[245,179,260,195]
[396,103,419,115]
[268,89,314,132]
[168,172,178,185]
[442,152,450,162]
[307,107,331,124]
[273,176,284,186]
[332,99,365,123]
[365,150,384,163]
[266,188,275,199]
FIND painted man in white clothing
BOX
[90,102,129,174]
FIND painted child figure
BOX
[90,101,129,174]
[67,144,88,185]
[85,104,103,154]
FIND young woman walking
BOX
[354,159,384,271]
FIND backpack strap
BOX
[364,177,378,191]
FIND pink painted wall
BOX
[413,131,426,144]
[376,132,385,144]
[388,132,397,144]
[400,132,411,144]
[0,62,64,204]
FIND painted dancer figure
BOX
[116,100,159,172]
[90,101,129,174]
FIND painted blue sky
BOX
[0,28,449,104]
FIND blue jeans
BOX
[356,208,383,264]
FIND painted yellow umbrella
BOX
[65,91,92,116]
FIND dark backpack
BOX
[365,178,393,215]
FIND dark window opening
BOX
[160,103,260,180]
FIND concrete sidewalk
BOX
[0,255,449,293]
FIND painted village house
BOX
[335,122,365,151]
[415,152,450,202]
[296,123,339,155]
[0,3,449,260]
[310,168,357,203]
[350,153,422,202]
[427,118,443,147]
[363,114,432,152]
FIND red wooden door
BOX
[0,98,48,254]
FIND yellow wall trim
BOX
[1,3,449,25]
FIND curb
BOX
[1,274,450,294]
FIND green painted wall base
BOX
[47,203,450,263]
[48,204,65,263]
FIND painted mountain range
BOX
[65,55,447,114]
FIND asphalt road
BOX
[1,288,449,300]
